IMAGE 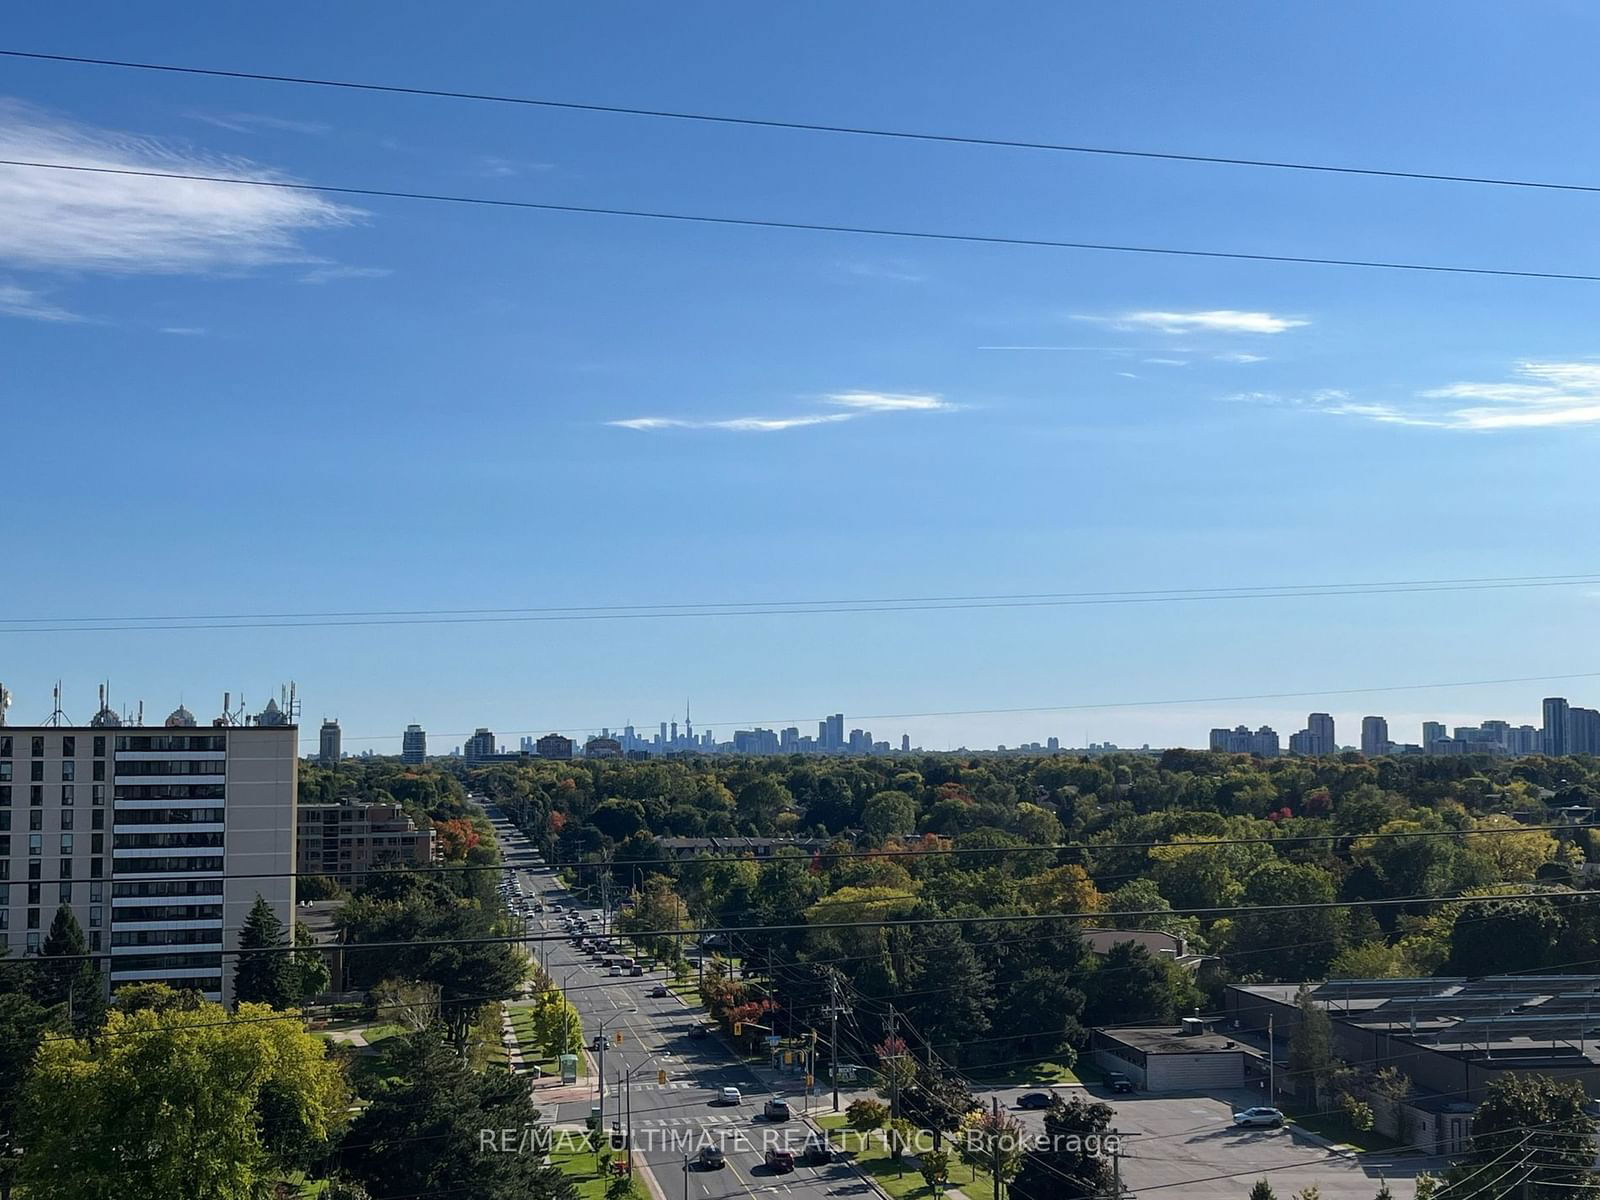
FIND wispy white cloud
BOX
[477,155,557,179]
[186,111,330,136]
[1081,309,1308,335]
[1231,362,1600,431]
[0,99,357,275]
[834,260,926,284]
[1216,352,1267,364]
[825,391,952,412]
[0,280,81,322]
[1141,358,1188,367]
[300,265,393,285]
[160,326,207,336]
[609,392,954,432]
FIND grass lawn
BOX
[965,1058,1086,1087]
[1287,1111,1399,1154]
[816,1114,973,1200]
[551,1144,612,1200]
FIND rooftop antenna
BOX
[137,700,145,726]
[0,681,10,728]
[44,681,70,727]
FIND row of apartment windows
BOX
[114,760,225,778]
[0,857,104,881]
[112,807,225,826]
[116,784,226,801]
[0,785,108,806]
[111,928,222,948]
[114,856,224,873]
[0,882,103,908]
[0,762,106,782]
[111,952,223,971]
[1,931,102,952]
[0,834,99,856]
[114,735,227,752]
[112,832,225,850]
[115,903,223,922]
[0,810,105,832]
[0,735,109,758]
[112,878,224,898]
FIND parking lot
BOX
[972,1085,1433,1200]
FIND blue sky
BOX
[5,3,1600,754]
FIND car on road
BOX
[718,1086,742,1106]
[1104,1073,1135,1094]
[764,1149,795,1174]
[763,1098,791,1122]
[695,1146,725,1170]
[608,966,622,976]
[1233,1107,1285,1128]
[801,1133,833,1164]
[687,1025,709,1039]
[649,985,669,997]
[1017,1092,1052,1110]
[630,964,644,976]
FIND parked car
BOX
[1104,1073,1135,1094]
[687,1025,709,1039]
[1233,1107,1285,1128]
[719,1086,742,1106]
[696,1146,725,1170]
[763,1098,791,1122]
[1017,1092,1052,1110]
[764,1149,795,1174]
[801,1133,833,1165]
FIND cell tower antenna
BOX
[44,681,70,727]
[0,681,11,728]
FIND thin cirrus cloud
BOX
[1232,361,1600,431]
[0,280,81,323]
[609,392,954,433]
[1080,309,1309,335]
[0,99,357,276]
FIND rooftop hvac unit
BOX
[1180,1017,1205,1037]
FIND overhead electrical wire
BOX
[7,48,1600,199]
[5,157,1600,284]
[6,571,1600,635]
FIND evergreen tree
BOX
[37,905,106,1036]
[1249,1181,1277,1200]
[234,895,297,1009]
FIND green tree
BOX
[956,1108,1024,1193]
[17,999,348,1199]
[1286,986,1334,1097]
[1249,1181,1278,1200]
[1012,1094,1115,1200]
[1229,862,1346,979]
[1084,941,1200,1027]
[862,791,918,842]
[846,1097,889,1132]
[340,1031,577,1200]
[1448,1073,1598,1200]
[292,921,333,1001]
[0,990,51,1199]
[919,1148,951,1192]
[234,894,297,1009]
[37,905,106,1035]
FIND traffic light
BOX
[733,1022,743,1036]
[657,1069,668,1085]
[804,1075,813,1087]
[614,1031,624,1046]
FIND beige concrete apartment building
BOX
[0,711,296,1005]
[297,798,435,887]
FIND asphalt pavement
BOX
[485,804,870,1200]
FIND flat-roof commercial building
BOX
[0,710,297,1006]
[1092,1022,1253,1092]
[1226,976,1600,1154]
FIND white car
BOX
[1233,1107,1284,1128]
[719,1087,742,1106]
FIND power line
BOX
[7,48,1600,200]
[8,571,1600,633]
[11,883,1598,968]
[6,157,1600,284]
[11,819,1585,889]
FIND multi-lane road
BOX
[486,804,869,1200]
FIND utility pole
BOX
[990,1097,1001,1200]
[830,972,843,1112]
[1110,1128,1122,1200]
[682,1153,690,1200]
[1267,1014,1275,1104]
